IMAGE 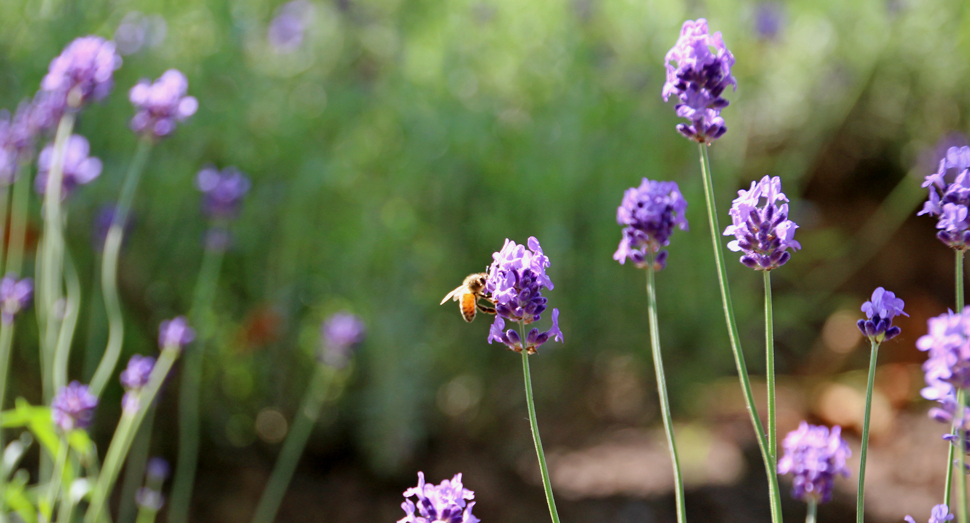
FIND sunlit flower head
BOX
[919,145,970,250]
[856,287,908,343]
[614,178,688,270]
[52,381,98,432]
[777,422,851,504]
[129,69,198,139]
[42,36,122,111]
[158,316,194,350]
[723,175,800,271]
[399,472,479,523]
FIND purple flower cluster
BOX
[399,472,479,523]
[159,316,195,350]
[662,19,736,143]
[723,175,801,271]
[52,381,98,432]
[613,178,689,270]
[0,274,32,324]
[906,505,955,523]
[268,0,314,53]
[777,422,852,503]
[34,135,102,198]
[856,287,908,343]
[485,237,563,354]
[120,354,156,412]
[917,309,970,399]
[919,146,970,250]
[42,36,122,111]
[320,312,366,368]
[0,97,53,184]
[196,166,251,220]
[129,69,198,139]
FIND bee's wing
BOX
[440,285,466,305]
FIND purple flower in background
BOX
[114,12,168,56]
[613,178,688,270]
[0,99,46,184]
[777,422,852,504]
[918,145,970,250]
[146,457,170,482]
[485,237,563,354]
[754,2,784,40]
[662,19,736,143]
[120,354,155,412]
[856,287,908,342]
[196,166,251,220]
[158,316,194,350]
[917,309,970,411]
[42,36,122,111]
[906,505,955,523]
[268,0,314,53]
[723,175,801,270]
[0,274,33,324]
[129,69,198,139]
[320,312,365,368]
[52,381,98,431]
[93,205,134,251]
[35,135,102,198]
[399,472,479,523]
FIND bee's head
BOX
[465,272,488,293]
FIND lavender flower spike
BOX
[919,145,970,250]
[777,421,852,504]
[485,237,563,354]
[399,471,480,523]
[723,175,801,271]
[0,274,32,323]
[129,69,198,139]
[320,312,365,368]
[662,19,736,143]
[42,36,122,111]
[906,505,955,523]
[614,178,688,270]
[52,381,98,431]
[917,309,970,398]
[159,316,195,350]
[196,166,251,220]
[856,287,908,343]
[120,354,156,412]
[35,134,102,198]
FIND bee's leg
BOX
[476,301,496,315]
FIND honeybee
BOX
[440,272,496,323]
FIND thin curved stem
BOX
[945,250,966,507]
[53,247,81,392]
[5,161,30,277]
[519,321,561,523]
[646,265,686,523]
[118,404,157,523]
[765,271,776,463]
[89,138,152,398]
[857,340,880,523]
[0,184,11,275]
[697,144,783,523]
[251,365,335,523]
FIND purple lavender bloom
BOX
[916,309,970,405]
[93,205,134,251]
[856,287,908,342]
[662,19,736,143]
[485,237,563,354]
[146,457,170,482]
[42,36,122,111]
[777,421,852,504]
[135,488,165,511]
[906,505,955,523]
[399,472,479,523]
[0,274,33,324]
[196,166,251,220]
[0,99,45,184]
[129,69,198,139]
[120,354,155,390]
[158,316,195,350]
[918,145,970,250]
[268,0,314,53]
[34,135,102,198]
[723,175,801,271]
[613,178,689,270]
[320,312,365,368]
[754,2,785,40]
[52,381,98,431]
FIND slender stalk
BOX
[84,343,181,523]
[169,236,226,523]
[89,138,153,398]
[806,500,817,523]
[945,250,966,507]
[697,144,783,523]
[0,184,11,273]
[52,248,81,392]
[857,340,880,523]
[765,271,776,461]
[57,453,80,523]
[118,404,157,523]
[0,316,15,514]
[41,437,69,521]
[5,161,30,277]
[959,387,969,523]
[645,265,686,523]
[251,365,335,523]
[518,321,561,523]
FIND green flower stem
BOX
[84,342,181,523]
[118,404,158,523]
[697,144,783,523]
[0,184,11,273]
[52,248,81,392]
[251,364,338,523]
[959,387,969,523]
[945,250,966,508]
[5,161,32,277]
[41,436,69,521]
[764,271,776,463]
[0,317,15,514]
[89,137,153,398]
[806,499,817,523]
[857,340,880,523]
[57,453,80,523]
[645,265,686,523]
[518,321,561,523]
[169,235,227,523]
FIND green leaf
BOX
[4,473,39,523]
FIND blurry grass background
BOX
[1,0,969,520]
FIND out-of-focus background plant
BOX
[1,0,967,520]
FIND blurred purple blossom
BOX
[905,505,955,523]
[147,457,170,481]
[753,2,784,40]
[114,12,168,56]
[320,312,365,368]
[613,178,688,270]
[52,381,98,431]
[917,309,970,404]
[129,69,198,139]
[158,316,195,350]
[777,422,851,504]
[196,166,251,220]
[723,175,801,271]
[34,135,102,198]
[42,36,121,111]
[93,205,134,251]
[856,287,908,342]
[121,354,155,412]
[918,145,970,250]
[0,274,32,324]
[399,471,479,523]
[662,19,736,143]
[268,0,315,53]
[136,488,165,511]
